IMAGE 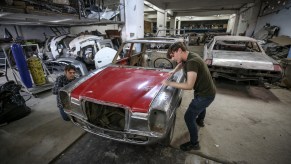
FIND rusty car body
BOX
[203,36,282,82]
[59,38,185,145]
[188,32,201,46]
[44,35,116,77]
[155,29,189,45]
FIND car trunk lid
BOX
[212,51,274,70]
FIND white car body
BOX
[50,35,75,59]
[203,36,282,82]
[69,35,104,57]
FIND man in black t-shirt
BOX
[162,42,216,151]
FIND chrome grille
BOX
[85,101,125,131]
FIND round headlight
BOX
[59,91,71,109]
[149,110,166,134]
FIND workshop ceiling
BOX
[146,0,256,16]
[0,0,257,26]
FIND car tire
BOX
[160,114,176,146]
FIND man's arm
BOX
[163,71,197,90]
[170,63,183,75]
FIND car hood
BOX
[211,51,274,70]
[71,66,170,113]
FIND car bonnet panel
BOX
[71,66,170,113]
[211,51,274,70]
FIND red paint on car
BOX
[71,66,170,113]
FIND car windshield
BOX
[213,40,261,52]
[115,42,176,69]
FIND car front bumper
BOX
[67,112,166,145]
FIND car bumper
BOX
[67,113,165,145]
[209,66,282,82]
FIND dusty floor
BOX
[0,91,84,164]
[0,45,291,164]
[172,81,291,163]
[171,46,291,163]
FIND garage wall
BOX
[144,21,152,33]
[0,25,55,41]
[236,2,261,36]
[226,14,236,34]
[255,8,291,37]
[236,14,249,35]
[70,24,119,35]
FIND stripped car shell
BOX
[68,35,114,65]
[155,29,189,45]
[188,32,201,45]
[60,38,185,145]
[50,35,75,59]
[203,36,282,82]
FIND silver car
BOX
[203,36,282,83]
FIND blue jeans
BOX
[184,95,215,144]
[56,96,70,121]
[59,107,70,121]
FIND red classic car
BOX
[59,38,185,145]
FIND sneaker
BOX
[180,141,200,151]
[196,119,205,127]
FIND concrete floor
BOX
[0,91,85,164]
[1,45,291,164]
[52,133,218,164]
[172,81,291,163]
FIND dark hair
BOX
[167,42,187,58]
[64,64,76,72]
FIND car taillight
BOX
[273,64,282,71]
[205,59,212,65]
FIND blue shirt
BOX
[52,75,75,108]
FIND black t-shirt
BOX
[183,52,216,96]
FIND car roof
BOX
[214,36,258,42]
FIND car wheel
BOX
[160,114,176,146]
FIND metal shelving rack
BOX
[0,43,55,96]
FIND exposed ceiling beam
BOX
[178,15,231,21]
[144,10,157,14]
[147,0,255,10]
[175,10,238,16]
[166,3,247,10]
[145,0,166,10]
